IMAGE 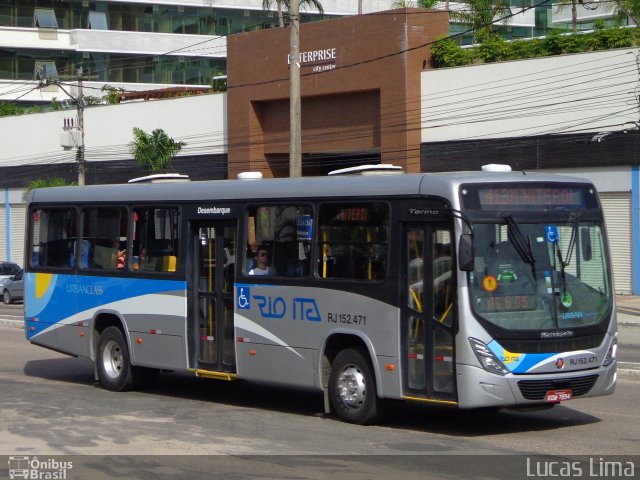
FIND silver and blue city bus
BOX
[24,165,617,424]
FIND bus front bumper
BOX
[455,362,617,409]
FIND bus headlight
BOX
[603,333,617,367]
[469,338,510,376]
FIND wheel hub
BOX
[337,365,366,409]
[102,339,124,379]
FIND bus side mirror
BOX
[458,233,474,272]
[580,227,592,261]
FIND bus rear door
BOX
[403,224,457,403]
[190,221,237,373]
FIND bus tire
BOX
[97,326,135,392]
[329,348,380,425]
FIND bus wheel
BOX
[329,348,380,425]
[97,326,135,392]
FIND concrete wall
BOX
[421,48,639,143]
[0,92,227,169]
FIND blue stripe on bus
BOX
[488,340,556,374]
[25,272,186,337]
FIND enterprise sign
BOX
[288,47,337,72]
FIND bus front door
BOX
[192,221,237,372]
[403,225,457,402]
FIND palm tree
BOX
[451,0,512,42]
[554,0,580,32]
[614,0,640,25]
[129,127,186,173]
[22,178,76,201]
[262,0,325,27]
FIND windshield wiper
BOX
[504,215,535,266]
[554,214,578,295]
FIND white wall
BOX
[0,92,227,168]
[421,48,639,143]
[538,166,632,193]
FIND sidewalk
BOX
[615,295,640,326]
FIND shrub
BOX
[509,38,544,59]
[477,34,512,63]
[430,36,472,67]
[594,27,634,49]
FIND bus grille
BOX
[517,375,599,400]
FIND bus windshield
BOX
[469,220,612,331]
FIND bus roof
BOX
[26,170,594,205]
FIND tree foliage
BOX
[262,0,325,27]
[22,178,76,201]
[451,0,512,42]
[430,36,473,67]
[0,102,42,117]
[129,127,186,172]
[615,0,640,25]
[392,0,440,7]
[101,85,126,105]
[430,25,639,68]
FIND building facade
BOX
[1,1,634,106]
[0,0,396,105]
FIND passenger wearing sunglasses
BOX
[249,245,275,276]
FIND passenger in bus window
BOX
[111,239,126,270]
[249,245,275,276]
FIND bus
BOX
[23,165,617,425]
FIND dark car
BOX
[2,268,23,304]
[0,261,20,282]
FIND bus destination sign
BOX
[462,184,596,211]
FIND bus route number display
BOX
[479,187,583,208]
[461,184,593,211]
[477,294,537,313]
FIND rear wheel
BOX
[329,348,380,425]
[3,290,12,305]
[97,326,135,391]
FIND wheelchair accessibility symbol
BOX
[237,287,250,309]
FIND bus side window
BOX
[132,207,180,273]
[29,207,77,270]
[245,205,312,278]
[81,207,128,271]
[317,203,389,281]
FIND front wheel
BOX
[97,326,135,392]
[3,290,12,305]
[329,348,380,425]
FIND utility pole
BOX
[76,67,86,186]
[289,0,302,178]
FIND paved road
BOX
[1,325,639,479]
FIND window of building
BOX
[34,60,58,81]
[88,11,108,30]
[33,8,58,28]
[245,205,313,277]
[81,207,128,270]
[131,207,180,273]
[29,208,77,269]
[317,203,389,281]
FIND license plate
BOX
[545,389,573,402]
